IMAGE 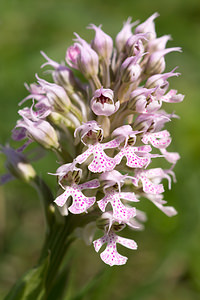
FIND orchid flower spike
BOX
[4,13,184,267]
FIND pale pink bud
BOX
[135,12,159,40]
[120,56,141,83]
[145,47,182,75]
[36,75,71,113]
[115,18,139,52]
[145,68,180,97]
[89,24,113,63]
[67,34,99,78]
[148,35,171,52]
[126,33,148,56]
[16,111,59,150]
[0,145,36,183]
[65,45,80,69]
[91,87,119,116]
[40,51,79,94]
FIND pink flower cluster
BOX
[9,13,184,266]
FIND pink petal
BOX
[88,145,116,173]
[54,188,73,207]
[68,196,96,214]
[93,231,137,266]
[100,247,127,266]
[117,236,137,250]
[142,130,171,149]
[120,192,139,202]
[141,176,164,194]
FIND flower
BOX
[115,18,139,52]
[0,145,36,184]
[93,230,137,266]
[90,87,120,116]
[15,110,59,150]
[54,179,100,214]
[89,24,113,63]
[98,188,138,223]
[66,34,99,78]
[131,168,174,194]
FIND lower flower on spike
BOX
[98,188,139,223]
[54,179,100,214]
[93,230,137,266]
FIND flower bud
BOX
[0,145,36,183]
[65,45,80,69]
[120,56,141,83]
[36,75,71,113]
[126,33,147,56]
[147,35,171,53]
[16,111,59,150]
[145,68,180,97]
[40,52,85,96]
[66,34,99,78]
[115,18,139,53]
[145,47,182,75]
[89,24,113,63]
[91,87,119,116]
[135,12,159,40]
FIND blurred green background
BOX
[0,0,200,299]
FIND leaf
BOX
[4,254,50,300]
[46,264,71,300]
[70,269,107,300]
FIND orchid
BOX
[1,14,184,296]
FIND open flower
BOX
[54,179,100,214]
[91,87,120,116]
[98,188,139,223]
[131,168,174,194]
[93,230,137,266]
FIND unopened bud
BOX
[135,12,159,40]
[67,34,99,78]
[17,111,59,150]
[36,75,71,113]
[0,145,36,183]
[115,18,139,53]
[145,47,182,75]
[89,24,113,63]
[120,56,141,83]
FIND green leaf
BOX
[46,264,71,300]
[4,255,50,300]
[70,269,107,300]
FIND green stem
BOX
[31,176,55,232]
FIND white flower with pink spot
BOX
[54,179,100,214]
[93,230,137,266]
